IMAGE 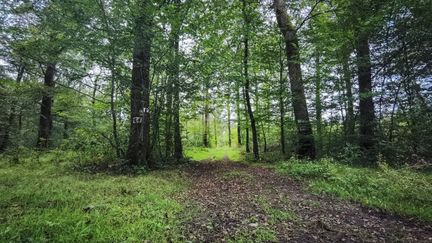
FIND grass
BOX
[256,196,297,224]
[276,158,432,221]
[0,151,188,242]
[185,146,243,161]
[229,226,277,243]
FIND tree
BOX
[273,0,316,159]
[37,63,56,148]
[242,0,259,160]
[127,0,153,167]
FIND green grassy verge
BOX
[0,152,187,242]
[185,146,243,161]
[276,158,432,221]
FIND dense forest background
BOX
[1,0,432,242]
[1,0,431,166]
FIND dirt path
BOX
[180,160,432,242]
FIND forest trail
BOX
[180,161,432,242]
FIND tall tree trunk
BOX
[110,57,121,157]
[242,0,259,160]
[342,50,355,142]
[315,54,323,157]
[356,34,376,159]
[245,123,250,152]
[279,41,286,154]
[261,122,267,152]
[236,82,242,146]
[37,63,56,149]
[243,87,250,153]
[91,76,99,127]
[0,66,25,151]
[127,3,153,167]
[274,0,315,159]
[99,0,121,158]
[203,86,210,147]
[172,1,183,160]
[63,121,68,139]
[213,115,218,147]
[227,94,232,147]
[165,82,173,157]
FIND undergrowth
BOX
[276,158,432,221]
[0,150,187,242]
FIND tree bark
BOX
[279,41,286,154]
[172,0,183,160]
[356,34,376,158]
[315,53,322,157]
[236,82,242,146]
[242,0,259,160]
[227,94,232,147]
[91,76,98,127]
[110,57,121,157]
[127,2,153,167]
[37,63,56,149]
[274,0,315,159]
[213,115,218,147]
[203,86,210,147]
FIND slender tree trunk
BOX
[342,51,355,142]
[172,1,183,160]
[165,81,173,156]
[127,3,153,167]
[227,94,232,147]
[110,57,121,157]
[203,87,210,147]
[236,82,242,146]
[356,34,376,159]
[274,0,315,158]
[242,0,259,160]
[315,54,322,157]
[261,122,267,152]
[388,80,401,142]
[213,115,218,147]
[37,63,56,149]
[63,121,68,139]
[156,76,167,159]
[91,76,98,127]
[279,41,286,154]
[245,123,250,152]
[98,0,121,157]
[243,87,250,153]
[151,78,160,154]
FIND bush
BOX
[276,157,333,179]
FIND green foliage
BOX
[257,196,297,224]
[276,158,432,221]
[277,157,333,179]
[229,226,277,243]
[185,146,243,161]
[0,153,187,242]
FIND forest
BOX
[1,0,431,242]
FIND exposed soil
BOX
[179,160,432,242]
